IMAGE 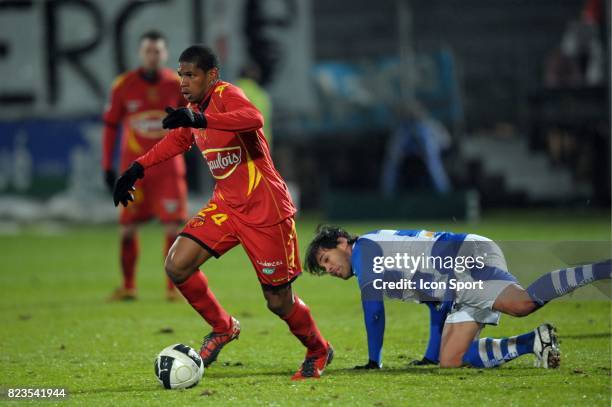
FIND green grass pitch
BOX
[1,209,610,406]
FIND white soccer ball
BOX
[154,344,204,389]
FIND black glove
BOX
[162,107,207,129]
[104,169,116,193]
[354,360,381,370]
[113,162,144,207]
[408,357,437,366]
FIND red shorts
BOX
[179,199,302,287]
[119,173,187,225]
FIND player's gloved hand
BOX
[104,169,116,193]
[354,360,381,370]
[113,162,144,207]
[162,107,207,129]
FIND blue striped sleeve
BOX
[353,237,386,366]
[362,298,385,365]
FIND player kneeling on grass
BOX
[305,226,611,369]
[113,45,333,380]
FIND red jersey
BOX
[102,68,185,174]
[136,80,296,226]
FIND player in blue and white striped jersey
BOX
[304,225,611,369]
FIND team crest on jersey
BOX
[188,217,205,228]
[203,146,242,179]
[129,110,167,138]
[147,88,159,102]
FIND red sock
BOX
[164,233,177,290]
[176,270,231,332]
[121,236,139,290]
[282,295,327,357]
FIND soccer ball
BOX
[154,344,204,389]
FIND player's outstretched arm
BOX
[112,128,193,207]
[358,296,385,370]
[136,127,194,169]
[354,250,386,370]
[412,301,451,366]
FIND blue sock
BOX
[462,331,535,368]
[527,260,611,307]
[423,302,451,363]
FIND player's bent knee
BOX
[265,294,292,316]
[266,300,285,316]
[439,355,464,368]
[439,345,467,368]
[506,300,536,317]
[263,285,294,317]
[164,255,193,284]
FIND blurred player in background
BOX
[305,225,611,369]
[113,45,333,380]
[102,31,186,302]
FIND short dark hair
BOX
[304,225,357,276]
[140,30,166,43]
[179,45,219,72]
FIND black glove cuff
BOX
[193,111,207,128]
[130,161,145,179]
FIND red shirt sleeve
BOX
[205,85,264,133]
[135,128,194,169]
[102,78,126,170]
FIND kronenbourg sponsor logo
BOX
[203,146,242,179]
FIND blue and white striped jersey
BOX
[349,229,469,365]
[351,229,469,303]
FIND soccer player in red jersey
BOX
[113,45,333,380]
[102,31,187,302]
